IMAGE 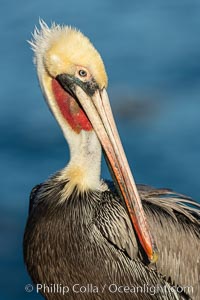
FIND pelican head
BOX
[30,20,158,263]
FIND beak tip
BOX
[150,250,159,264]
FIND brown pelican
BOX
[24,21,200,300]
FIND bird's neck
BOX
[59,130,102,200]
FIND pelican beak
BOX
[56,75,158,263]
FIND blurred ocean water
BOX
[1,1,200,299]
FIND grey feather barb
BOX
[138,184,200,223]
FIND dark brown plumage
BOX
[24,176,200,299]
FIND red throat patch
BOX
[52,79,93,133]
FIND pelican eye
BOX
[78,69,87,77]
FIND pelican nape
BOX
[24,21,200,300]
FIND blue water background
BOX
[1,1,200,299]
